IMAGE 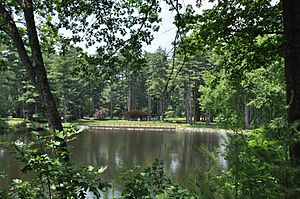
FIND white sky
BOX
[77,0,214,55]
[143,0,214,54]
[80,0,278,55]
[142,0,278,54]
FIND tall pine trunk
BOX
[62,95,67,123]
[127,79,132,111]
[62,47,68,123]
[283,0,300,163]
[194,81,201,122]
[158,94,165,120]
[110,87,114,119]
[147,94,151,121]
[184,79,193,125]
[244,99,251,130]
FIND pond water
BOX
[0,130,227,189]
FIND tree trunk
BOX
[206,110,211,125]
[184,75,193,124]
[62,95,67,122]
[193,80,201,122]
[147,94,151,121]
[77,107,82,119]
[24,1,63,133]
[122,74,126,114]
[159,94,166,120]
[127,82,132,111]
[110,87,114,119]
[62,79,67,122]
[62,47,68,123]
[20,102,25,118]
[194,81,201,122]
[244,99,251,130]
[283,1,300,163]
[184,78,193,125]
[0,2,66,156]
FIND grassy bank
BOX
[0,118,25,126]
[0,118,25,132]
[63,118,219,129]
[1,118,219,131]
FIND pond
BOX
[0,130,228,189]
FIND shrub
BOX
[1,129,110,198]
[123,109,148,121]
[93,106,108,120]
[30,113,47,123]
[0,120,9,131]
[223,129,291,199]
[12,120,43,131]
[13,121,28,131]
[120,159,194,198]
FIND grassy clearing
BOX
[0,118,25,126]
[63,118,219,129]
[1,118,219,130]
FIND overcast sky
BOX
[144,0,279,54]
[80,0,279,55]
[143,0,214,54]
[76,0,214,55]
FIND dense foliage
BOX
[120,159,192,198]
[0,44,210,123]
[0,129,110,198]
[1,0,300,198]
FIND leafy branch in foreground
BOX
[120,159,194,199]
[1,129,110,199]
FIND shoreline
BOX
[78,125,231,134]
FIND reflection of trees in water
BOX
[0,130,227,188]
[69,130,227,186]
[0,133,34,188]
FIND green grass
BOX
[64,119,178,127]
[1,117,219,130]
[63,118,219,129]
[0,118,25,126]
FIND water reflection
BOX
[0,130,227,189]
[70,130,227,186]
[0,133,30,188]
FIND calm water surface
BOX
[0,130,227,189]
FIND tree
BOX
[0,0,161,129]
[189,1,283,126]
[45,46,85,121]
[180,55,210,124]
[193,0,300,162]
[0,45,23,118]
[145,48,170,119]
[282,1,300,163]
[0,1,63,134]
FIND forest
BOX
[1,0,300,198]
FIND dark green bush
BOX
[0,120,9,131]
[123,109,148,121]
[187,118,300,199]
[120,159,194,199]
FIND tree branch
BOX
[106,0,157,59]
[162,0,187,96]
